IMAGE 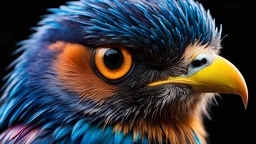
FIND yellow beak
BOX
[148,54,248,108]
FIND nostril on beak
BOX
[186,54,214,77]
[191,58,208,68]
[201,58,207,65]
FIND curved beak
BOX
[148,55,248,109]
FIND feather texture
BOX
[0,0,220,143]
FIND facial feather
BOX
[52,41,118,102]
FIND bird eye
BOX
[94,46,132,80]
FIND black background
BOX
[0,0,249,143]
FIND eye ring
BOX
[94,46,133,80]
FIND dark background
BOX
[0,0,249,143]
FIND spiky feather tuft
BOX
[48,0,222,59]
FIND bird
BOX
[0,0,248,143]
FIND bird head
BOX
[0,0,248,143]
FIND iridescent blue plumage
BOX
[0,0,221,143]
[63,0,220,51]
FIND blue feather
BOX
[123,134,133,144]
[8,98,33,125]
[27,108,50,124]
[0,99,18,125]
[99,126,114,143]
[54,125,72,140]
[114,132,124,144]
[72,122,91,142]
[82,126,103,144]
[42,121,57,130]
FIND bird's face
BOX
[52,40,247,125]
[46,1,249,126]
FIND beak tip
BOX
[243,100,248,110]
[242,94,248,110]
[239,89,248,110]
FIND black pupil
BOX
[104,49,124,70]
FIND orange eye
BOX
[94,46,133,80]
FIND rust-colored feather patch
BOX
[52,42,118,101]
[112,93,211,144]
[113,115,207,144]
